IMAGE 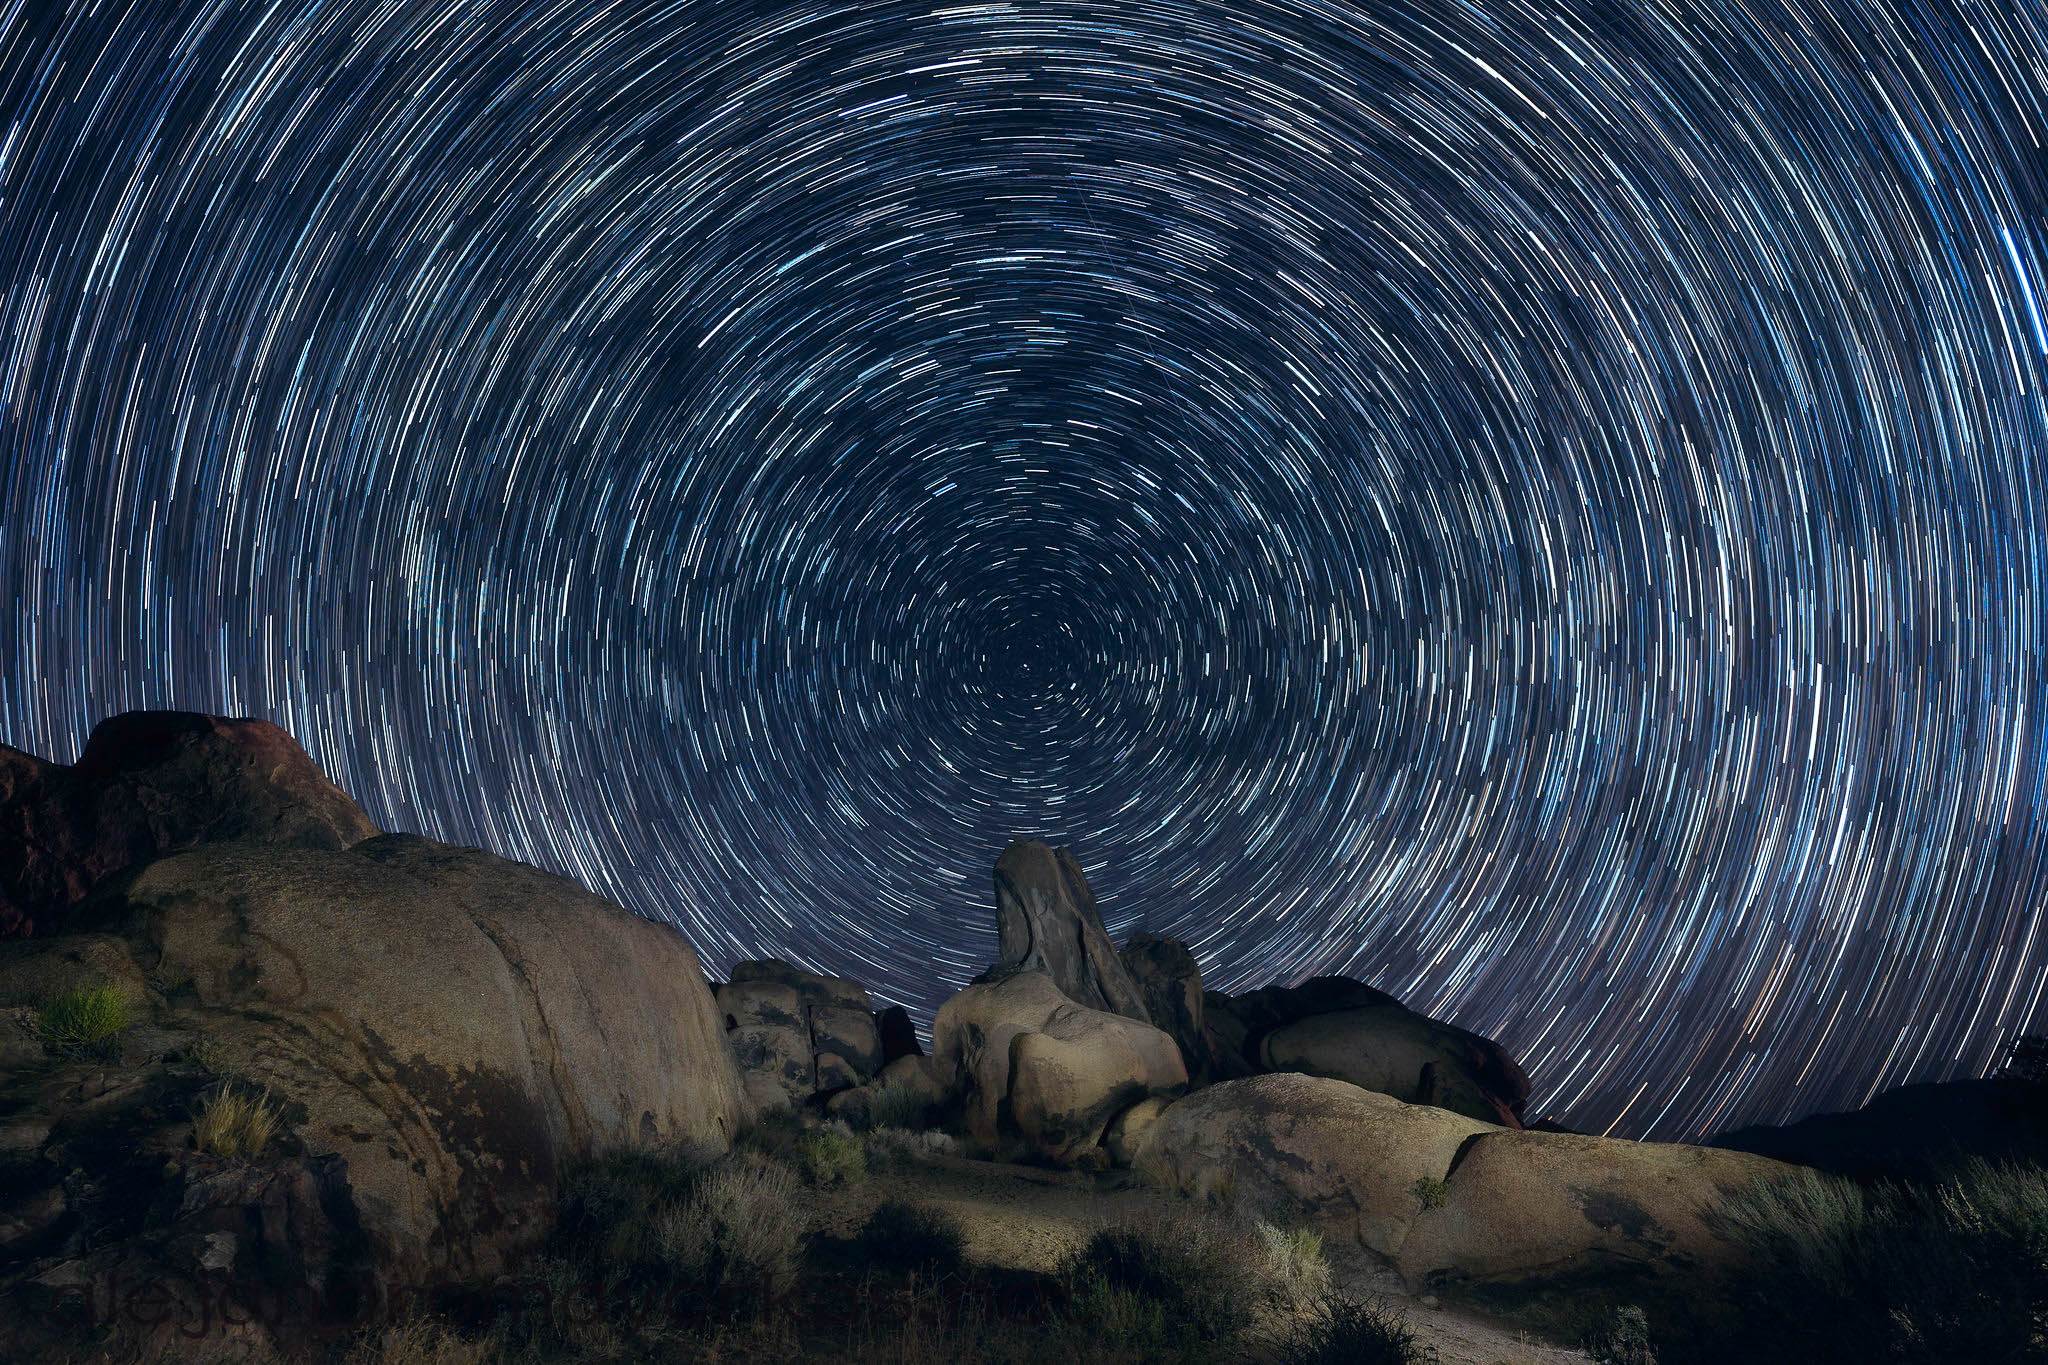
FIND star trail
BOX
[3,0,2047,1140]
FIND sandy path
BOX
[820,1151,1589,1365]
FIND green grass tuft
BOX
[35,984,130,1056]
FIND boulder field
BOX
[0,713,752,1359]
[0,712,1811,1354]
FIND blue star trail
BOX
[3,0,2046,1140]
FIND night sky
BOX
[3,0,2046,1141]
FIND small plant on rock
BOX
[192,1084,283,1160]
[1412,1176,1450,1210]
[35,984,130,1058]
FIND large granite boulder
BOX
[1,712,380,938]
[1131,1073,1797,1301]
[1132,1074,1496,1256]
[1205,976,1529,1125]
[986,840,1150,1023]
[933,970,1185,1161]
[1120,931,1212,1084]
[10,833,752,1294]
[1396,1128,1796,1293]
[1204,976,1400,1077]
[715,959,886,1105]
[1261,1006,1528,1126]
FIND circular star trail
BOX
[3,0,2047,1140]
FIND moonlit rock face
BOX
[990,838,1152,1024]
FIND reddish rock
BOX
[1,711,378,938]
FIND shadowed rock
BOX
[716,959,885,1104]
[877,1004,923,1062]
[1205,975,1529,1126]
[1121,931,1212,1083]
[1,711,379,939]
[986,839,1150,1023]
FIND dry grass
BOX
[191,1085,283,1160]
[349,1314,496,1365]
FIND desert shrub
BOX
[1272,1294,1422,1365]
[1700,1159,2048,1365]
[857,1082,932,1133]
[35,984,129,1056]
[1060,1206,1261,1349]
[654,1157,806,1308]
[732,1103,809,1163]
[192,1085,283,1160]
[1580,1304,1658,1365]
[178,1035,238,1078]
[1256,1221,1332,1309]
[350,1312,496,1365]
[795,1124,868,1186]
[552,1145,805,1326]
[1411,1176,1449,1210]
[850,1199,968,1275]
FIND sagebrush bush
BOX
[553,1144,806,1319]
[1411,1176,1449,1210]
[732,1104,809,1163]
[795,1124,868,1186]
[349,1313,495,1365]
[1060,1206,1262,1349]
[856,1082,933,1134]
[1273,1294,1422,1365]
[192,1085,283,1160]
[1580,1304,1658,1365]
[1256,1221,1332,1309]
[35,984,129,1055]
[654,1157,806,1308]
[851,1199,968,1275]
[1701,1159,2048,1365]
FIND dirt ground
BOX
[816,1149,1591,1365]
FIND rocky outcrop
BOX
[987,840,1150,1023]
[1120,931,1212,1084]
[715,960,887,1106]
[1132,1074,1797,1296]
[877,1005,922,1063]
[1261,1006,1528,1126]
[1709,1077,2048,1183]
[1396,1128,1795,1293]
[1,711,379,939]
[1,831,752,1311]
[933,969,1185,1161]
[1132,1074,1496,1256]
[1205,976,1529,1126]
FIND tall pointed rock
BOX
[989,838,1151,1023]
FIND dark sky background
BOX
[2,0,2046,1140]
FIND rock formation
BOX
[987,839,1150,1022]
[1132,1073,1798,1297]
[0,714,752,1357]
[1120,931,1213,1084]
[932,969,1185,1161]
[1206,975,1530,1127]
[1,711,380,938]
[715,959,890,1108]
